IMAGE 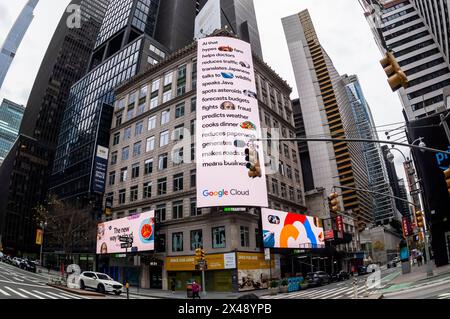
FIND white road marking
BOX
[32,290,58,299]
[5,286,29,298]
[0,288,11,296]
[19,289,44,299]
[46,291,70,299]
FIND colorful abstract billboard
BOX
[196,36,268,208]
[261,208,325,249]
[96,211,155,254]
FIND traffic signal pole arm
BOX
[251,137,450,156]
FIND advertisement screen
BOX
[92,145,109,194]
[96,211,154,254]
[261,208,325,249]
[196,36,268,208]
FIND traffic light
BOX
[245,146,262,178]
[444,166,450,197]
[200,249,205,260]
[195,248,202,264]
[380,50,408,92]
[415,211,424,229]
[328,192,340,214]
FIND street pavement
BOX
[0,261,156,300]
[382,273,450,299]
[261,267,399,300]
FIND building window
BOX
[146,136,155,152]
[162,90,172,103]
[191,143,195,161]
[281,183,287,198]
[286,165,292,180]
[174,124,184,141]
[144,158,153,175]
[272,179,279,195]
[279,161,284,175]
[284,144,290,158]
[164,72,173,86]
[137,102,145,115]
[240,226,250,247]
[139,85,148,99]
[190,119,196,136]
[133,141,141,157]
[156,233,166,253]
[289,187,294,201]
[120,167,128,182]
[292,151,298,164]
[135,121,143,136]
[191,229,203,250]
[158,153,168,170]
[116,113,123,127]
[190,198,200,216]
[113,132,120,146]
[119,189,126,205]
[172,232,183,252]
[124,127,131,141]
[128,91,137,106]
[173,173,183,191]
[295,170,300,183]
[255,228,261,248]
[172,200,183,219]
[191,97,196,112]
[191,59,197,90]
[160,130,169,147]
[122,146,130,161]
[175,102,185,118]
[161,109,170,125]
[156,204,166,222]
[150,95,158,109]
[127,105,134,120]
[111,151,118,165]
[212,227,226,249]
[143,182,152,199]
[297,189,303,201]
[108,171,115,186]
[190,170,196,188]
[173,147,183,165]
[131,163,139,179]
[157,177,167,195]
[151,78,160,92]
[130,186,138,202]
[148,115,156,131]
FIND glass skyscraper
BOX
[50,0,169,206]
[0,99,25,163]
[0,0,39,90]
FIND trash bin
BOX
[186,283,193,298]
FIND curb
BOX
[47,284,106,297]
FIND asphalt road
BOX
[262,267,401,299]
[0,261,155,300]
[383,273,450,299]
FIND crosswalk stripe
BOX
[0,288,11,296]
[310,287,351,299]
[5,286,29,298]
[46,291,70,299]
[32,290,58,299]
[58,292,85,299]
[19,289,44,299]
[13,277,24,282]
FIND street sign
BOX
[121,243,132,249]
[119,236,133,243]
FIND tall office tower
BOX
[292,99,314,192]
[361,0,450,121]
[398,179,412,216]
[0,0,109,256]
[283,10,373,231]
[0,0,39,89]
[380,145,411,217]
[0,99,25,164]
[342,75,396,224]
[196,0,263,58]
[50,0,169,210]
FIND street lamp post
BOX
[40,221,47,267]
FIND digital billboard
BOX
[261,208,325,249]
[92,145,109,194]
[196,36,268,208]
[96,211,155,254]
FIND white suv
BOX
[79,272,123,295]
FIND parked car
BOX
[20,259,37,273]
[12,257,22,267]
[366,264,378,273]
[307,271,331,286]
[387,260,397,268]
[332,270,350,281]
[79,272,123,295]
[357,265,368,275]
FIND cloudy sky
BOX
[0,0,409,180]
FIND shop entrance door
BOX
[150,266,162,289]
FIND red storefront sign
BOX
[336,215,344,233]
[324,230,334,240]
[402,217,411,237]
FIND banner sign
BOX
[92,145,109,194]
[402,217,412,238]
[96,211,154,254]
[36,229,43,246]
[261,208,325,249]
[196,36,268,208]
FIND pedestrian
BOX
[171,278,176,294]
[417,254,423,267]
[192,281,201,299]
[47,263,51,274]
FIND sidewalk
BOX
[127,287,270,299]
[381,262,450,294]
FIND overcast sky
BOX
[0,0,409,182]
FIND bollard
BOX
[364,280,369,297]
[126,282,129,300]
[353,277,358,299]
